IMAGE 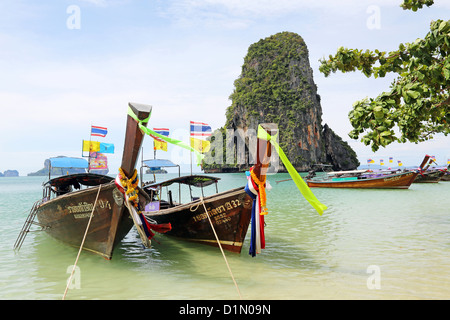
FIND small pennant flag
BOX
[190,121,212,137]
[83,140,100,152]
[398,160,403,166]
[154,140,168,151]
[151,128,170,151]
[153,128,170,138]
[99,143,114,154]
[389,157,393,163]
[89,152,108,170]
[367,159,375,164]
[380,159,384,165]
[190,137,211,153]
[91,125,107,137]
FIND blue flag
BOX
[99,143,114,154]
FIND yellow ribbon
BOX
[118,168,139,207]
[250,168,268,215]
[257,125,327,215]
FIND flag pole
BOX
[189,122,193,175]
[88,123,92,173]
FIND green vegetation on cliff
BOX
[203,31,359,172]
[226,32,315,128]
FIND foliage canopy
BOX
[319,0,449,151]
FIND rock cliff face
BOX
[322,124,359,171]
[203,32,359,172]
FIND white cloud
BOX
[77,0,130,7]
[79,0,108,6]
[161,0,401,25]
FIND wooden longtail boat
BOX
[142,175,253,253]
[306,171,418,189]
[16,103,152,259]
[414,170,446,183]
[306,155,430,189]
[413,159,448,183]
[441,167,450,181]
[141,123,277,253]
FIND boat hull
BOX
[413,170,445,183]
[144,187,253,253]
[36,182,134,259]
[306,171,418,189]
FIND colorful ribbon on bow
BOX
[115,168,171,248]
[245,167,266,257]
[257,125,327,215]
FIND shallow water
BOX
[1,174,449,300]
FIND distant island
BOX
[0,170,19,177]
[27,167,86,176]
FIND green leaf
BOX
[407,90,420,99]
[373,106,384,120]
[444,67,450,80]
[438,20,448,32]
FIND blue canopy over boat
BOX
[45,157,89,169]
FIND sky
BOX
[0,0,449,175]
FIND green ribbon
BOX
[257,125,327,215]
[127,106,204,164]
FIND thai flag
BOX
[152,128,169,141]
[190,121,212,137]
[91,125,107,137]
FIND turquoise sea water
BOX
[1,173,449,300]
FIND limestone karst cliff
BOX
[202,32,359,172]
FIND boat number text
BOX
[192,198,242,224]
[68,200,112,219]
[383,172,412,182]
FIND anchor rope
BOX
[197,197,242,300]
[62,184,102,300]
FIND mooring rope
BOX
[62,184,102,300]
[198,197,242,300]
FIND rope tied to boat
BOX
[197,196,242,300]
[63,184,102,300]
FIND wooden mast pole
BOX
[120,102,152,178]
[104,102,152,259]
[253,123,277,179]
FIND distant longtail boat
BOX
[305,155,431,189]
